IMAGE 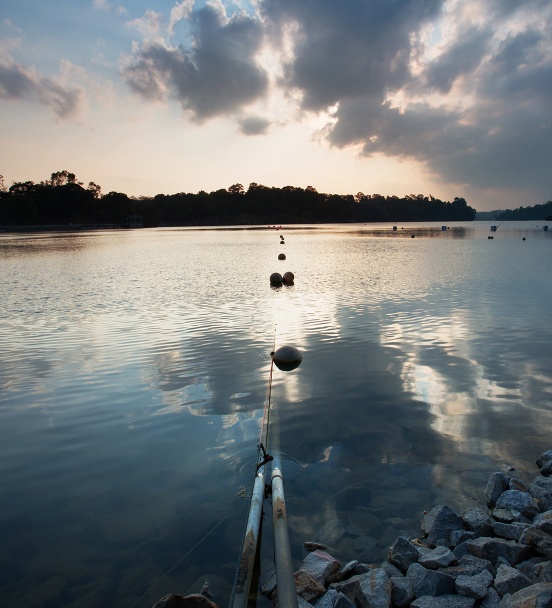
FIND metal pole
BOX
[271,458,298,608]
[230,467,266,608]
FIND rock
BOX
[496,491,540,520]
[493,522,530,542]
[419,547,458,569]
[422,506,464,548]
[494,564,533,597]
[439,555,494,578]
[454,569,493,599]
[515,558,548,582]
[510,479,530,492]
[152,594,220,608]
[355,569,391,608]
[410,595,476,608]
[502,582,552,608]
[493,509,518,524]
[407,563,456,597]
[485,473,511,508]
[468,537,535,565]
[294,570,326,603]
[536,451,552,476]
[535,561,552,583]
[533,511,552,535]
[299,550,341,586]
[481,587,501,608]
[327,560,359,584]
[305,542,329,552]
[391,576,415,608]
[519,527,552,559]
[314,588,355,608]
[462,507,493,537]
[451,531,476,548]
[381,561,404,578]
[529,478,552,512]
[388,536,422,573]
[329,574,363,603]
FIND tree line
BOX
[495,201,552,222]
[0,171,479,227]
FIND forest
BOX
[495,201,552,222]
[0,170,479,227]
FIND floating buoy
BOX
[278,253,286,260]
[283,271,294,284]
[280,241,285,245]
[273,345,303,371]
[488,236,493,239]
[270,272,283,285]
[411,234,415,238]
[522,237,526,241]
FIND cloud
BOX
[168,0,195,37]
[237,114,270,135]
[0,56,86,120]
[255,0,550,193]
[126,9,164,41]
[122,3,268,120]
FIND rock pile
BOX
[153,450,552,608]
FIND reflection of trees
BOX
[1,170,478,227]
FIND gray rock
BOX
[389,536,422,573]
[495,491,540,521]
[297,596,314,608]
[494,564,532,597]
[422,506,464,548]
[299,550,341,586]
[439,555,494,578]
[329,574,363,603]
[355,568,391,608]
[419,547,458,569]
[468,537,535,565]
[519,527,552,559]
[535,561,552,583]
[294,570,326,603]
[481,587,501,608]
[391,576,415,608]
[314,589,355,608]
[485,473,511,508]
[260,570,277,598]
[453,541,473,559]
[509,479,529,493]
[381,561,404,578]
[502,582,552,608]
[407,563,456,597]
[493,509,518,524]
[533,511,552,535]
[493,522,530,542]
[327,560,359,584]
[451,531,476,548]
[305,542,329,552]
[515,558,547,582]
[353,563,371,575]
[462,507,493,537]
[529,478,552,513]
[411,595,475,608]
[536,451,552,476]
[454,569,493,599]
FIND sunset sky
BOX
[1,0,551,211]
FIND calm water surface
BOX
[1,222,551,607]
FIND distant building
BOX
[127,213,143,228]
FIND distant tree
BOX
[228,183,245,195]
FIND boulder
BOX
[314,589,355,608]
[422,506,464,548]
[495,491,540,521]
[388,536,421,573]
[299,550,341,586]
[536,451,552,476]
[407,563,456,597]
[294,570,326,603]
[485,473,511,508]
[355,569,391,608]
[462,507,493,537]
[494,564,532,597]
[519,527,552,559]
[502,582,552,608]
[468,537,534,565]
[391,576,415,608]
[454,569,493,599]
[410,595,475,608]
[419,547,458,569]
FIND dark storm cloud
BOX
[0,59,84,119]
[261,0,442,111]
[122,4,268,120]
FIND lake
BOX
[1,221,551,608]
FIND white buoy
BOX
[270,272,283,285]
[273,346,303,371]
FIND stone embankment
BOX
[153,450,552,608]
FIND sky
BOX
[0,0,551,211]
